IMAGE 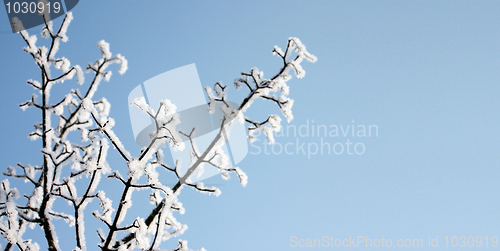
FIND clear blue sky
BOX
[1,1,500,250]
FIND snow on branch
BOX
[130,97,185,155]
[4,11,134,251]
[5,9,316,251]
[114,37,316,250]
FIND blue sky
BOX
[1,0,500,250]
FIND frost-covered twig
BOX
[3,12,128,251]
[5,10,315,250]
[115,37,316,248]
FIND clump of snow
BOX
[115,54,128,75]
[235,167,248,187]
[74,65,84,85]
[97,40,112,59]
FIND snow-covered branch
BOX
[115,37,316,249]
[4,11,315,251]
